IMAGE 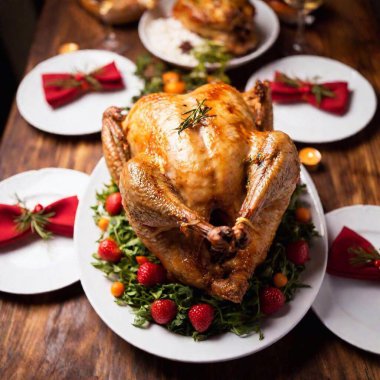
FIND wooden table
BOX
[1,1,379,379]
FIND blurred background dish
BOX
[138,0,280,69]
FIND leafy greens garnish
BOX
[91,182,318,341]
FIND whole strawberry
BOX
[286,240,310,265]
[105,192,123,216]
[137,262,166,287]
[98,238,122,263]
[151,299,177,325]
[260,287,285,315]
[188,303,215,333]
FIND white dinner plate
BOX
[138,0,279,69]
[75,158,327,362]
[0,168,89,294]
[16,50,142,136]
[245,55,377,143]
[313,205,380,354]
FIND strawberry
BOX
[98,238,122,263]
[286,240,310,265]
[105,192,123,215]
[137,262,166,286]
[136,256,150,265]
[188,303,215,333]
[260,287,285,315]
[150,299,177,324]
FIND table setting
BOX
[0,0,379,379]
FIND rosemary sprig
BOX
[348,246,380,266]
[311,84,335,106]
[14,196,55,240]
[175,99,215,134]
[276,72,303,88]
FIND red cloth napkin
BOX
[270,71,350,115]
[42,61,125,108]
[327,226,380,281]
[0,196,78,247]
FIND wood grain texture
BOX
[1,0,380,379]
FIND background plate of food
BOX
[138,0,280,69]
[75,158,327,362]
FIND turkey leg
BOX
[233,131,300,249]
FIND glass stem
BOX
[294,8,306,52]
[104,23,116,42]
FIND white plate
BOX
[313,205,380,354]
[245,55,377,143]
[16,50,143,136]
[75,158,327,362]
[138,0,279,69]
[0,168,89,294]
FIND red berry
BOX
[33,204,43,213]
[188,303,215,333]
[137,262,166,287]
[136,256,150,265]
[374,260,380,268]
[260,287,285,315]
[105,192,123,216]
[151,299,177,324]
[98,238,122,263]
[286,240,310,265]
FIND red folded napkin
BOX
[42,61,125,108]
[327,226,380,281]
[270,71,350,115]
[0,196,78,247]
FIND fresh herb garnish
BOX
[175,99,215,134]
[14,196,55,240]
[311,84,335,106]
[185,41,231,91]
[348,246,380,266]
[91,182,317,341]
[132,41,231,104]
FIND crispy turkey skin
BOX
[102,82,300,303]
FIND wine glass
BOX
[283,0,323,53]
[96,0,126,53]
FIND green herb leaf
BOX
[175,99,215,134]
[348,246,380,266]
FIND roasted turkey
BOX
[172,0,259,55]
[102,82,300,303]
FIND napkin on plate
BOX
[270,71,350,115]
[327,226,380,281]
[0,196,78,246]
[42,61,125,108]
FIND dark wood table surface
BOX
[1,0,379,379]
